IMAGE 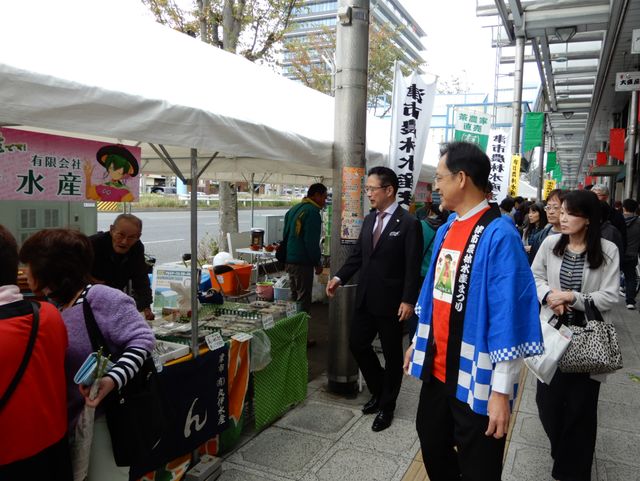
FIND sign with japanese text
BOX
[543,179,557,200]
[508,154,521,197]
[388,65,437,209]
[486,129,512,203]
[414,181,432,204]
[0,127,140,202]
[340,166,365,244]
[615,72,640,92]
[453,109,491,152]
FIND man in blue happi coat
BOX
[403,141,543,481]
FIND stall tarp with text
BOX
[0,127,140,202]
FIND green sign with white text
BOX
[453,110,491,151]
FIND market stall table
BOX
[235,248,278,280]
[135,301,309,481]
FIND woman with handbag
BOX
[0,225,72,480]
[19,228,155,481]
[531,190,620,481]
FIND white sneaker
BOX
[620,289,626,297]
[626,304,636,310]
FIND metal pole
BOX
[250,172,255,227]
[328,0,369,395]
[625,90,638,199]
[190,148,199,358]
[537,118,546,200]
[511,36,525,155]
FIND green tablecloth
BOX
[253,311,309,430]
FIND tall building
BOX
[282,0,426,81]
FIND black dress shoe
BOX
[371,410,393,432]
[362,396,379,414]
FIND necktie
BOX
[373,211,387,248]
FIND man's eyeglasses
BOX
[112,231,140,242]
[544,205,560,213]
[364,185,389,193]
[434,172,458,184]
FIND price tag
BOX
[232,332,253,342]
[205,332,225,351]
[262,314,275,330]
[151,352,164,373]
[286,303,297,317]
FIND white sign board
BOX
[615,72,640,92]
[632,29,640,55]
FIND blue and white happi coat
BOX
[409,210,543,416]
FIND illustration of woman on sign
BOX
[84,145,139,202]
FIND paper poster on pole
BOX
[454,109,491,151]
[508,155,522,197]
[388,65,437,209]
[543,180,557,200]
[0,127,140,202]
[486,129,512,202]
[340,167,365,245]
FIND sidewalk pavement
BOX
[216,300,640,481]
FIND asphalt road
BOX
[98,209,288,265]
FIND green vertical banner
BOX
[523,112,544,152]
[545,151,557,173]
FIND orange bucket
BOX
[209,263,252,295]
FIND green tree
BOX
[284,20,421,116]
[142,0,303,249]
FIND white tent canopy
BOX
[0,0,394,185]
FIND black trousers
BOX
[621,256,638,305]
[536,370,600,481]
[0,434,72,481]
[349,305,404,412]
[416,378,506,481]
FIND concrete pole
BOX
[328,0,369,395]
[190,148,199,358]
[625,90,638,200]
[250,172,255,227]
[511,37,525,155]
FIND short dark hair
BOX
[439,141,490,192]
[19,229,94,305]
[367,166,399,194]
[623,198,639,213]
[113,213,142,231]
[514,196,524,205]
[546,189,567,204]
[0,225,19,286]
[553,190,604,269]
[499,197,515,212]
[307,183,327,198]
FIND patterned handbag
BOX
[557,295,623,374]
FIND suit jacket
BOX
[336,205,422,316]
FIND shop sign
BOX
[508,155,522,197]
[0,127,140,202]
[615,72,640,92]
[454,109,491,151]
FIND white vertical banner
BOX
[388,64,437,209]
[486,129,512,203]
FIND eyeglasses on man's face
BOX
[364,185,389,193]
[434,172,458,184]
[545,205,560,213]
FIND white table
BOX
[235,248,277,281]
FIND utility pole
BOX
[625,90,638,199]
[327,0,370,395]
[511,36,525,155]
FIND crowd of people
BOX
[1,140,635,481]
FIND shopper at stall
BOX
[282,183,328,318]
[404,141,543,481]
[531,189,619,481]
[20,228,155,481]
[326,166,422,433]
[0,226,72,480]
[90,213,154,320]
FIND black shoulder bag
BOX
[0,301,39,412]
[82,296,167,467]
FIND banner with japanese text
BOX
[453,109,491,151]
[388,65,437,209]
[508,155,521,197]
[0,127,140,202]
[486,129,512,203]
[543,179,556,200]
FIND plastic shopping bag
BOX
[524,316,572,384]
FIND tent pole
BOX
[251,172,255,228]
[190,147,199,358]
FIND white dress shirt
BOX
[372,201,399,234]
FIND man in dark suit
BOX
[326,166,422,432]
